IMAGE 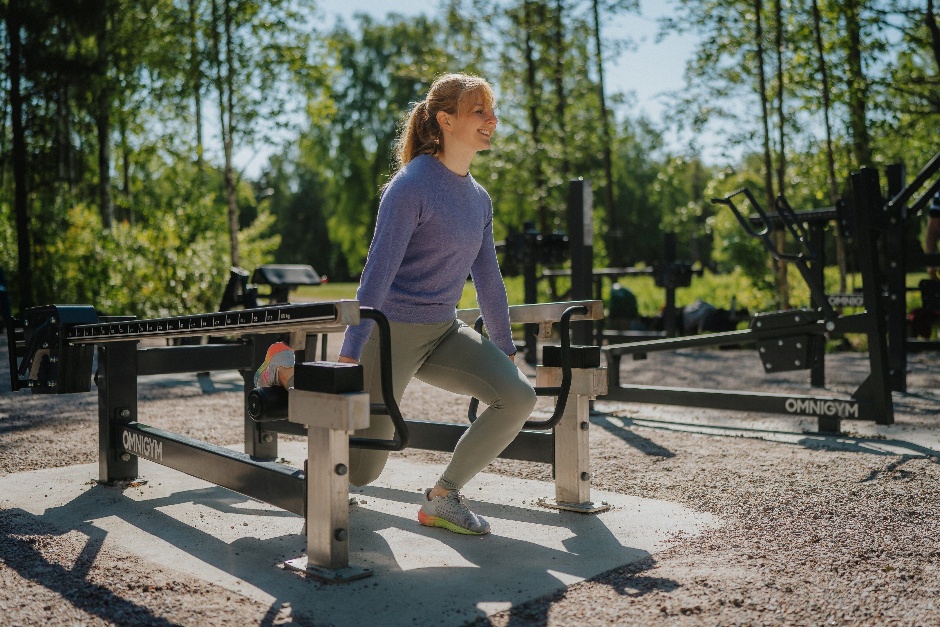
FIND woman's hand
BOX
[338,355,359,364]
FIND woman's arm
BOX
[470,215,515,357]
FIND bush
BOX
[40,201,278,319]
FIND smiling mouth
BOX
[478,129,492,137]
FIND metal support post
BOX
[523,224,539,365]
[663,233,679,338]
[284,369,371,583]
[849,168,895,425]
[568,179,594,347]
[807,221,826,387]
[98,340,139,484]
[535,365,609,513]
[885,163,908,392]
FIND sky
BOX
[315,0,696,127]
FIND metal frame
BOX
[877,152,940,392]
[543,232,704,344]
[11,298,606,582]
[603,166,898,433]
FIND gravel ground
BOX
[1,332,939,626]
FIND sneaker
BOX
[254,342,294,388]
[418,488,491,535]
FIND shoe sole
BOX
[418,509,489,535]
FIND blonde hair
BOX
[393,73,495,172]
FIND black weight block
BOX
[294,361,363,394]
[756,335,815,373]
[542,345,601,369]
[21,304,98,394]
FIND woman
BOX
[255,73,535,535]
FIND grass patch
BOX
[294,282,358,302]
[294,269,934,320]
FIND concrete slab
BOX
[0,441,716,626]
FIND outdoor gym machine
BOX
[602,165,896,433]
[7,298,605,582]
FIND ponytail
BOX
[395,100,441,171]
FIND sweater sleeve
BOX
[339,183,421,360]
[470,211,515,356]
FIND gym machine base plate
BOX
[537,498,612,514]
[283,556,373,583]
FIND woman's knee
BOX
[498,375,537,418]
[349,450,390,487]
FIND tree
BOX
[843,0,874,167]
[521,1,550,232]
[810,0,848,293]
[590,0,625,265]
[203,0,322,267]
[5,0,31,307]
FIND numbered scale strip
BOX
[66,300,361,344]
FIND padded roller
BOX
[247,386,289,422]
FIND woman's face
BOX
[443,95,498,154]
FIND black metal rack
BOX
[602,162,899,433]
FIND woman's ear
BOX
[436,110,450,132]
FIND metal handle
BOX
[773,195,815,259]
[713,188,839,320]
[467,304,588,431]
[886,149,940,214]
[350,308,409,451]
[711,188,808,262]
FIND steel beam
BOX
[118,423,305,515]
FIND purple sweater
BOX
[339,154,514,361]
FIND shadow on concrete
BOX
[12,475,655,626]
[488,554,681,626]
[139,371,245,395]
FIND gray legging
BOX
[346,318,536,491]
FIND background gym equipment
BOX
[7,298,605,581]
[602,162,899,434]
[219,264,323,312]
[543,231,707,344]
[875,153,940,392]
[500,222,570,364]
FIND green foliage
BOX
[261,146,345,279]
[5,0,940,319]
[45,203,226,317]
[0,203,15,274]
[31,158,279,318]
[649,153,715,264]
[479,2,609,245]
[298,12,459,271]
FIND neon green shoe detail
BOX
[418,488,490,535]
